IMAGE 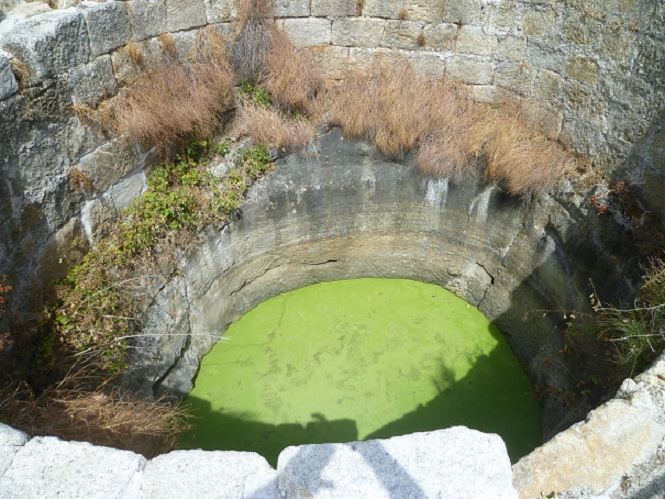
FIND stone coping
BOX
[1,352,664,498]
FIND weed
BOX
[71,101,114,137]
[232,0,274,82]
[398,8,408,20]
[125,41,146,66]
[236,102,315,149]
[416,33,426,47]
[3,381,190,458]
[0,276,12,353]
[158,33,177,57]
[263,27,325,116]
[594,259,665,374]
[240,81,272,108]
[70,167,91,193]
[327,56,576,196]
[113,59,234,148]
[9,58,33,92]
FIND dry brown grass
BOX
[235,0,274,23]
[326,56,576,196]
[232,0,274,82]
[236,102,315,149]
[189,26,231,67]
[483,105,574,196]
[158,33,177,57]
[125,41,146,66]
[398,8,409,20]
[9,58,33,92]
[113,57,234,147]
[70,167,92,193]
[262,27,325,115]
[3,383,190,457]
[72,100,114,137]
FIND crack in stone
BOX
[476,261,494,308]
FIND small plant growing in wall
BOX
[0,275,12,352]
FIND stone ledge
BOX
[0,425,517,498]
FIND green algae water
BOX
[179,278,541,464]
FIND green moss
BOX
[180,278,542,464]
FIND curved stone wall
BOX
[1,1,665,497]
[0,0,664,310]
[124,128,636,441]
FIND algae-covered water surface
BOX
[179,278,541,464]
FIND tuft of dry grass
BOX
[232,0,274,82]
[236,102,315,149]
[72,100,114,137]
[483,105,574,196]
[2,383,190,458]
[158,33,177,57]
[113,57,234,148]
[398,8,409,20]
[189,26,231,67]
[236,0,274,23]
[70,167,91,193]
[327,56,576,196]
[262,27,325,115]
[125,41,146,66]
[9,58,33,92]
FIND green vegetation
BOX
[0,141,273,454]
[596,259,665,375]
[240,81,272,108]
[180,279,542,464]
[47,142,273,376]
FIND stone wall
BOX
[1,2,665,497]
[0,424,518,498]
[0,0,664,312]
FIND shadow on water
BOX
[179,323,541,466]
[366,325,542,463]
[179,400,359,466]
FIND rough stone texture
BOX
[332,18,384,48]
[166,0,206,32]
[0,52,17,99]
[380,20,424,50]
[273,0,308,18]
[278,428,517,498]
[0,423,29,478]
[513,354,665,498]
[278,18,331,47]
[141,451,278,498]
[81,195,116,240]
[566,54,599,86]
[110,37,162,86]
[496,35,526,61]
[67,55,118,106]
[421,22,457,51]
[311,0,356,18]
[446,55,494,85]
[0,436,146,498]
[80,1,132,57]
[109,168,147,210]
[205,0,236,24]
[76,140,141,194]
[0,9,89,80]
[128,0,167,41]
[456,25,497,56]
[361,0,401,19]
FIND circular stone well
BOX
[179,278,542,465]
[126,128,639,444]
